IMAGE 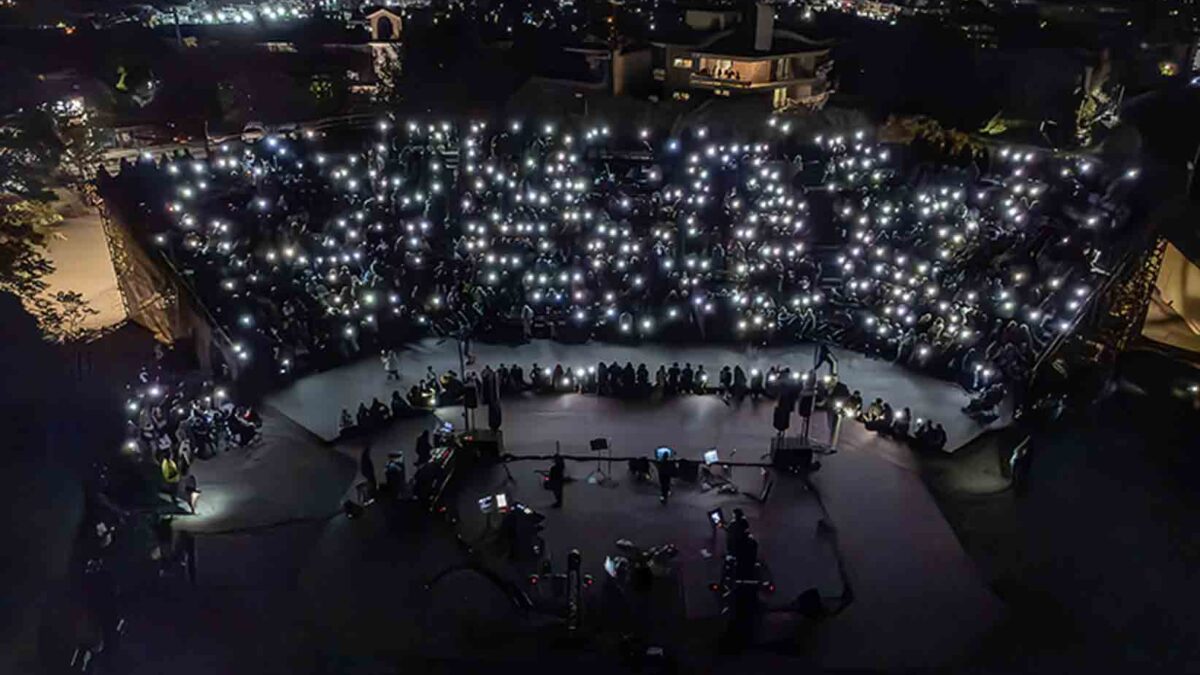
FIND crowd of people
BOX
[122,368,261,510]
[342,354,950,453]
[98,116,1142,408]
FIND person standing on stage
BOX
[381,349,401,381]
[521,303,535,340]
[415,429,432,465]
[384,451,407,499]
[360,443,378,499]
[548,454,565,508]
[656,454,674,504]
[725,508,750,556]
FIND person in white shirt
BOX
[381,349,401,380]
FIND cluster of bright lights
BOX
[140,116,1135,391]
[168,2,311,25]
[122,379,234,453]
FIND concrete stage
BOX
[425,394,1004,669]
[266,338,1010,450]
[185,346,1005,670]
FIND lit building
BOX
[651,3,834,110]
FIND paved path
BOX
[39,195,126,332]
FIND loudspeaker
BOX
[590,438,609,451]
[770,437,813,471]
[675,458,699,482]
[463,431,502,460]
[628,457,650,475]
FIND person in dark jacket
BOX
[656,455,674,504]
[548,454,565,507]
[415,429,432,465]
[360,443,377,499]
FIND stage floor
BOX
[266,338,1010,450]
[176,381,1002,670]
[196,340,1011,668]
[196,386,998,667]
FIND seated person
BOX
[369,397,391,425]
[892,407,912,439]
[847,390,864,416]
[965,383,1007,416]
[749,368,765,397]
[913,419,947,451]
[441,371,464,401]
[913,418,933,446]
[866,402,893,432]
[529,363,545,392]
[926,423,948,452]
[861,398,884,423]
[425,366,444,396]
[240,406,262,428]
[831,380,851,405]
[636,363,650,392]
[229,413,259,446]
[391,390,411,418]
[765,366,780,398]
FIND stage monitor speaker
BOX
[463,432,502,460]
[770,437,813,471]
[675,458,699,482]
[464,387,479,409]
[628,457,650,474]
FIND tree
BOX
[372,45,404,105]
[0,197,97,343]
[57,116,110,186]
[880,115,986,163]
[0,110,64,201]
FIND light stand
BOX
[455,328,471,432]
[585,437,616,486]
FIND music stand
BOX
[586,437,616,486]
